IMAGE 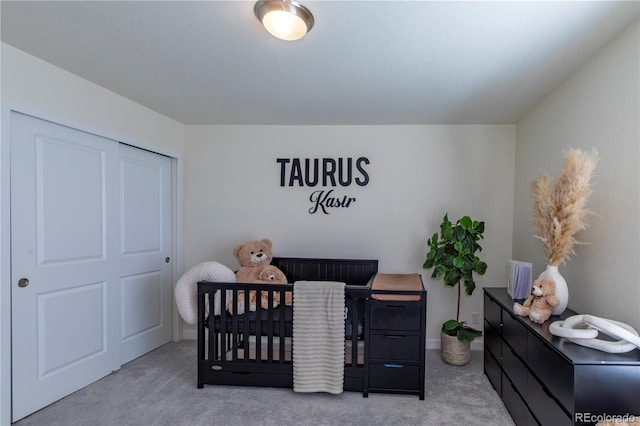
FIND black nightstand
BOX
[364,274,427,399]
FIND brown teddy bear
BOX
[513,277,560,324]
[228,238,289,313]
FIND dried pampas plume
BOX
[531,148,599,266]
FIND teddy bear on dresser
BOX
[228,238,290,313]
[513,277,560,324]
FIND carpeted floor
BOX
[14,341,514,426]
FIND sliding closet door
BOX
[10,113,174,421]
[119,144,172,364]
[11,112,121,421]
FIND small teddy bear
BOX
[258,267,292,306]
[228,238,288,313]
[513,277,560,324]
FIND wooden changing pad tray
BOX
[371,273,423,301]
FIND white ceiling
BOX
[1,1,638,125]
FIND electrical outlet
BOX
[471,312,480,325]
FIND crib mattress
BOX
[224,339,365,365]
[209,304,363,338]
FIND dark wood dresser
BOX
[484,287,640,426]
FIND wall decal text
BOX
[277,157,370,214]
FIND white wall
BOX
[513,21,639,330]
[0,43,185,424]
[183,124,516,343]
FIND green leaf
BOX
[457,326,482,343]
[452,225,465,243]
[442,319,462,333]
[452,256,464,268]
[463,278,476,296]
[459,216,472,230]
[474,261,488,275]
[431,268,445,279]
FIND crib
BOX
[197,257,378,392]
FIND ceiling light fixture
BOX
[254,0,314,41]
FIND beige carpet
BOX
[14,341,514,426]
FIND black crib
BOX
[197,257,378,392]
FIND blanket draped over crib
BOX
[292,281,346,394]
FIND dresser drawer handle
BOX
[384,335,405,339]
[383,363,404,368]
[385,305,406,309]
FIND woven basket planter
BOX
[440,331,471,366]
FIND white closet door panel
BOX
[119,144,172,364]
[10,112,120,422]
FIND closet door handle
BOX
[18,278,29,288]
[165,257,171,263]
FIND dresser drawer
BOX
[484,318,501,360]
[502,373,537,426]
[369,301,421,331]
[527,334,573,413]
[484,293,502,331]
[368,362,420,391]
[527,371,572,426]
[484,347,502,395]
[369,333,421,361]
[502,341,527,393]
[502,311,527,361]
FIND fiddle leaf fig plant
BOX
[424,214,487,342]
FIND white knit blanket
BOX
[292,281,345,394]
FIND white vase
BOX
[538,265,568,316]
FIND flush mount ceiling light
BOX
[254,0,314,41]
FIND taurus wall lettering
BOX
[277,157,370,214]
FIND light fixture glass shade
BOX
[255,0,314,41]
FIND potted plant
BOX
[423,214,487,365]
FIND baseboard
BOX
[181,329,197,340]
[426,338,484,351]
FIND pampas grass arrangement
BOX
[531,148,599,266]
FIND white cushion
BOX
[174,261,236,325]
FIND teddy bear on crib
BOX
[513,277,560,324]
[229,238,290,313]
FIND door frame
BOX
[0,103,184,424]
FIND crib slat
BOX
[278,292,285,364]
[207,291,215,362]
[255,290,262,362]
[243,289,253,362]
[267,291,274,362]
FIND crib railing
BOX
[197,281,368,391]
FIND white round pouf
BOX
[174,261,236,325]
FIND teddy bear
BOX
[228,238,289,313]
[513,277,560,324]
